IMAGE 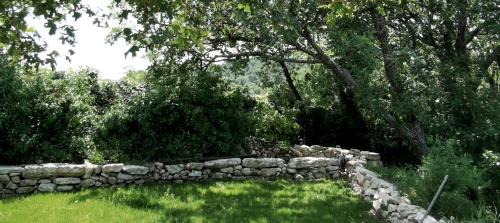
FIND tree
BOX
[0,0,93,68]
[378,0,499,157]
[107,1,430,158]
[3,0,498,160]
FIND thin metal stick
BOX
[421,175,449,222]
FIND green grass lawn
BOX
[0,179,378,223]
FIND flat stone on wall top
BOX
[360,151,381,160]
[203,158,241,169]
[310,145,324,151]
[242,158,285,168]
[293,145,312,153]
[122,165,149,175]
[102,164,124,173]
[0,166,24,175]
[288,157,340,169]
[22,163,86,178]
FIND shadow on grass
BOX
[70,187,164,210]
[70,179,378,223]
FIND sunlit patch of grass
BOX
[0,179,378,223]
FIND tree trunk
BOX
[370,7,430,159]
[278,61,302,101]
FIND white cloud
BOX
[29,0,149,80]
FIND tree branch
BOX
[370,8,404,94]
[465,27,481,45]
[480,46,500,87]
[208,51,321,64]
[455,2,468,54]
[301,28,357,88]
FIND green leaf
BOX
[26,27,36,33]
[73,12,82,20]
[123,28,132,37]
[237,3,251,13]
[126,45,139,57]
[47,21,57,35]
[244,4,251,13]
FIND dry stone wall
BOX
[346,159,439,223]
[0,156,341,197]
[0,144,439,223]
[292,145,439,223]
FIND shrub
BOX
[417,140,484,218]
[371,139,486,220]
[252,101,300,144]
[467,205,500,223]
[94,72,256,162]
[481,150,500,210]
[0,59,98,163]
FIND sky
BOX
[31,0,149,80]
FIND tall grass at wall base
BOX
[369,140,500,222]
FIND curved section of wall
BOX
[346,160,439,223]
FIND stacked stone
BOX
[0,144,441,223]
[0,145,368,199]
[0,163,153,197]
[347,161,439,223]
[149,158,244,181]
[149,158,296,181]
[201,158,243,179]
[290,145,382,167]
[241,158,285,177]
[359,151,383,167]
[286,157,341,180]
[0,166,25,197]
[340,149,382,167]
[97,164,150,187]
[150,162,205,181]
[0,163,97,196]
[1,155,346,198]
[290,145,341,158]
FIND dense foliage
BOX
[0,59,96,164]
[371,140,499,221]
[94,67,256,162]
[0,59,257,163]
[2,0,498,160]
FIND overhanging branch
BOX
[206,51,321,64]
